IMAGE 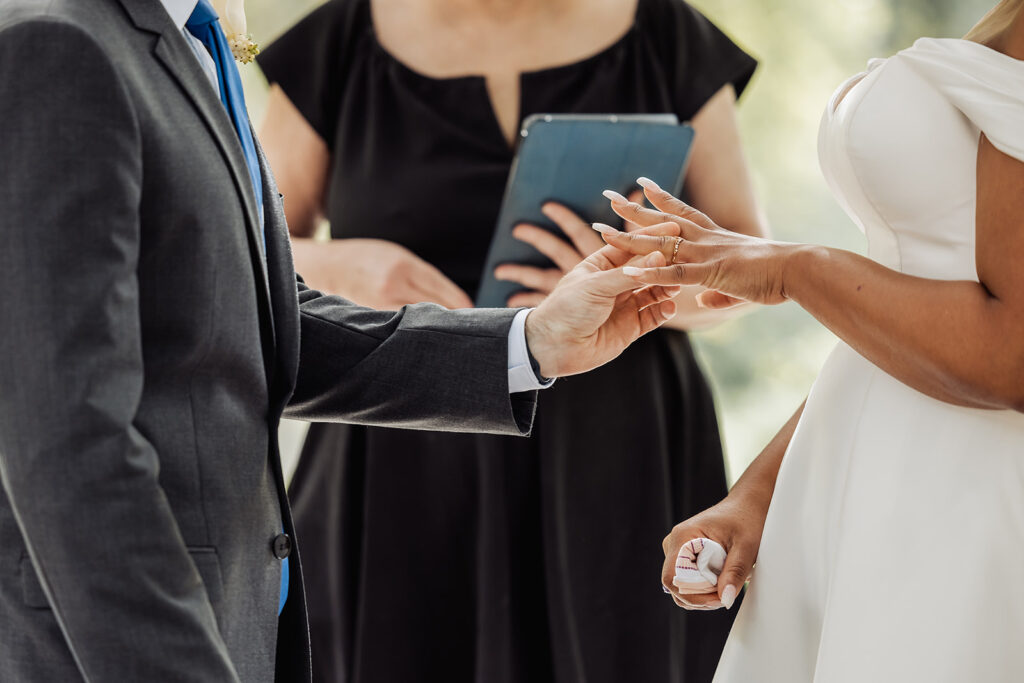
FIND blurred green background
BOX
[242,0,992,482]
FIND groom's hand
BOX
[524,246,680,378]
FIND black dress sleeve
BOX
[643,0,758,121]
[256,0,363,146]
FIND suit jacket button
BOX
[272,533,292,560]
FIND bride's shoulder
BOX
[896,36,1024,71]
[893,37,1024,163]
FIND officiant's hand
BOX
[294,238,473,310]
[600,179,800,308]
[524,246,679,378]
[495,194,642,308]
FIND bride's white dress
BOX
[713,39,1024,682]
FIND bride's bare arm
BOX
[774,138,1024,410]
[601,134,1024,412]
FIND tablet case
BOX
[475,114,695,308]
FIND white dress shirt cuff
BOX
[507,309,555,393]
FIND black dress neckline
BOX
[364,0,644,84]
[364,0,643,150]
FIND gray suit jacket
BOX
[0,1,537,680]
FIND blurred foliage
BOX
[242,0,993,480]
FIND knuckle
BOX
[662,534,674,554]
[672,264,687,280]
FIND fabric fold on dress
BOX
[900,38,1024,162]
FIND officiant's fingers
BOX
[507,291,547,308]
[408,263,474,309]
[541,202,604,257]
[636,176,719,231]
[622,262,713,288]
[494,264,562,294]
[512,224,581,273]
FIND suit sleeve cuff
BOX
[507,309,555,394]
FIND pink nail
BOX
[637,176,661,192]
[721,585,738,609]
[592,223,619,235]
[623,266,644,277]
[603,189,629,204]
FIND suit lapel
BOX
[118,0,276,352]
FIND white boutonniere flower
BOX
[211,0,259,64]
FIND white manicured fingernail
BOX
[623,266,644,276]
[721,585,738,610]
[637,176,661,191]
[603,189,629,204]
[592,223,619,235]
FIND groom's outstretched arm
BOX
[0,19,239,682]
[286,240,680,433]
[287,284,536,435]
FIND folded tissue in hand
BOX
[673,538,726,595]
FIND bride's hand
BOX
[662,492,768,611]
[599,180,804,308]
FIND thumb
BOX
[717,541,756,610]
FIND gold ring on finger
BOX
[671,237,683,263]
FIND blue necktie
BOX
[185,0,284,615]
[185,0,265,244]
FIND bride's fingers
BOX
[623,190,645,232]
[594,224,692,262]
[604,189,695,231]
[670,590,724,611]
[636,176,719,231]
[697,290,746,310]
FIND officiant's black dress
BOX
[259,1,756,681]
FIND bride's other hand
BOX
[662,401,805,611]
[662,495,766,611]
[600,180,801,308]
[495,194,642,308]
